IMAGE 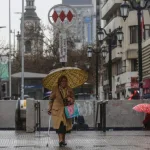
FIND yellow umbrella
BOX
[43,67,88,90]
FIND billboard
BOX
[0,56,9,80]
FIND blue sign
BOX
[84,17,92,44]
[84,17,91,23]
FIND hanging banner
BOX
[0,56,9,80]
[59,32,67,62]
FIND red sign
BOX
[52,11,59,23]
[67,10,73,22]
[131,77,138,88]
[59,11,66,22]
[52,10,74,23]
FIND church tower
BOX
[17,0,43,54]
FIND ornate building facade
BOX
[17,0,43,54]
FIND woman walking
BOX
[48,75,74,147]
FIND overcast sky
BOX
[0,0,62,44]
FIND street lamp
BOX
[101,45,108,59]
[120,0,150,99]
[98,30,104,42]
[99,26,123,100]
[21,0,25,100]
[9,0,12,99]
[120,0,130,21]
[117,26,124,45]
[11,30,16,51]
[87,45,101,100]
[87,45,93,58]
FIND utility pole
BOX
[21,0,25,100]
[9,0,12,99]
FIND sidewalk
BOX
[0,131,150,149]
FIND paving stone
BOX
[0,131,149,149]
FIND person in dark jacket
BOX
[143,113,150,130]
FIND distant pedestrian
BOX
[48,75,74,147]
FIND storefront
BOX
[12,72,47,100]
[116,84,126,99]
[129,77,139,91]
[143,78,150,94]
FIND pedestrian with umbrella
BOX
[43,67,88,147]
[133,103,150,130]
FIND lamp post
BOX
[21,0,25,100]
[11,30,16,52]
[9,0,12,99]
[99,26,123,100]
[120,0,150,99]
[87,44,101,101]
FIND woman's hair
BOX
[58,75,68,86]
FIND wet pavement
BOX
[0,131,150,150]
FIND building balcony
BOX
[112,47,122,62]
[127,49,138,59]
[101,0,122,20]
[103,46,122,65]
[115,72,138,86]
[104,17,122,33]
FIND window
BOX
[131,59,137,71]
[116,60,122,75]
[103,69,108,81]
[130,25,150,43]
[122,60,126,73]
[130,26,138,44]
[144,25,150,40]
[25,41,31,53]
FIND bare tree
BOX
[12,24,98,86]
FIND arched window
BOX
[25,40,31,53]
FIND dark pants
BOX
[56,121,66,134]
[144,121,150,129]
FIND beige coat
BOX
[49,86,74,131]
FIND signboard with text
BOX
[59,32,67,62]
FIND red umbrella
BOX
[133,103,150,114]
